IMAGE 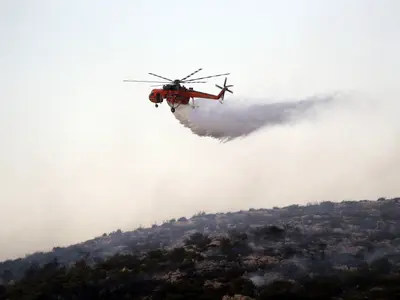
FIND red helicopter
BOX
[123,68,233,113]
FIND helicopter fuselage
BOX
[149,87,192,106]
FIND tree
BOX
[1,269,13,284]
[370,257,392,274]
[184,232,211,249]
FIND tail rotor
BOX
[216,77,233,103]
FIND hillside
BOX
[1,197,400,299]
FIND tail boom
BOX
[180,77,233,102]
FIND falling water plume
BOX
[173,94,338,142]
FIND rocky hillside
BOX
[1,197,400,299]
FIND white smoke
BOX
[173,94,338,142]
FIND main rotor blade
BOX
[123,80,170,83]
[148,72,173,82]
[150,81,206,87]
[180,68,202,81]
[183,73,230,82]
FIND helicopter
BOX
[123,68,233,113]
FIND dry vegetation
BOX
[1,197,400,299]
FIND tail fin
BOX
[216,77,233,103]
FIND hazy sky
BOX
[1,0,400,260]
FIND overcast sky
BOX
[1,0,399,260]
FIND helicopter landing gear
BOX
[167,98,180,113]
[155,104,158,108]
